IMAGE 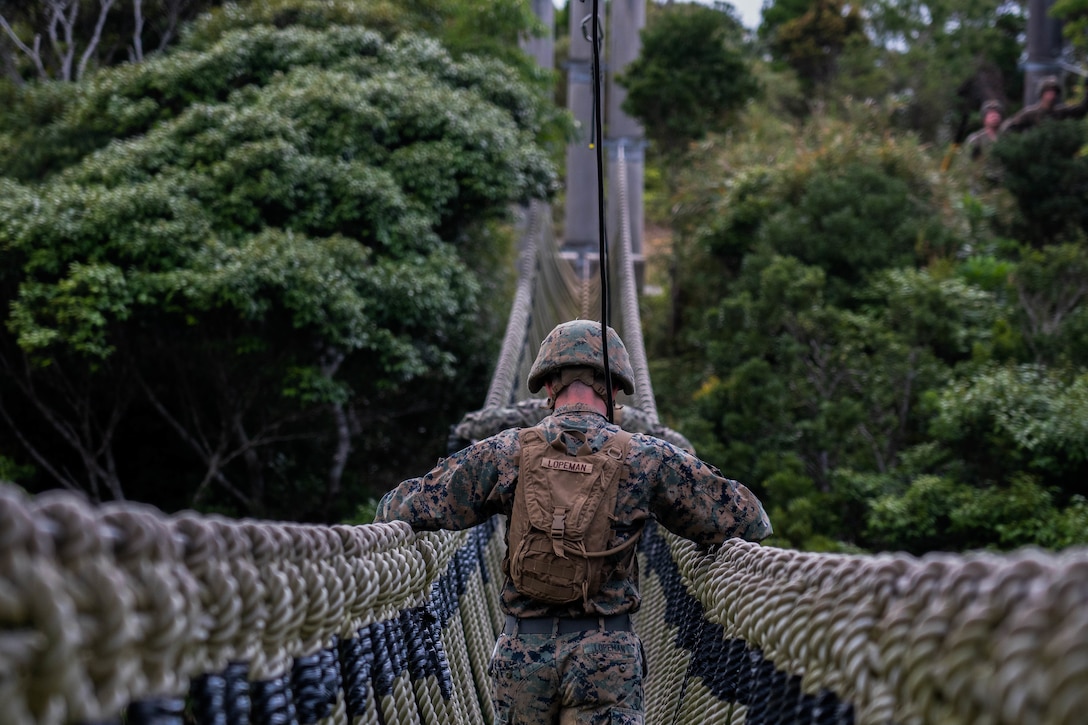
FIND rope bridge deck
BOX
[3,484,1086,725]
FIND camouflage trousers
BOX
[488,626,645,724]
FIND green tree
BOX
[928,365,1088,489]
[759,0,814,35]
[184,0,551,83]
[632,3,1088,554]
[759,162,959,300]
[844,0,1023,140]
[0,0,567,182]
[0,20,557,519]
[675,111,962,305]
[618,2,757,160]
[764,0,864,92]
[642,107,1088,552]
[863,474,1088,553]
[1009,243,1088,365]
[758,0,1023,140]
[692,257,958,497]
[991,122,1088,246]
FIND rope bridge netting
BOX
[4,178,1088,724]
[4,485,1088,725]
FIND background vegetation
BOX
[626,0,1088,554]
[1,0,1086,555]
[0,0,562,520]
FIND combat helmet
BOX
[527,320,635,395]
[1038,75,1062,95]
[981,99,1003,115]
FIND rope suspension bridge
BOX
[5,3,1088,724]
[3,166,1088,724]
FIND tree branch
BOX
[0,393,83,493]
[157,0,190,53]
[0,14,47,79]
[857,423,887,473]
[46,0,78,82]
[0,350,127,498]
[77,0,117,81]
[129,0,144,62]
[324,400,352,519]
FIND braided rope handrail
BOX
[641,525,1088,725]
[0,485,490,725]
[613,142,658,422]
[484,200,544,409]
[4,482,1088,724]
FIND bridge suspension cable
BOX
[614,142,658,422]
[484,200,543,408]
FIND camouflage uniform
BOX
[963,100,1004,187]
[489,622,644,724]
[376,403,770,722]
[1001,77,1088,133]
[964,100,1002,160]
[964,128,998,159]
[450,398,697,454]
[375,320,771,724]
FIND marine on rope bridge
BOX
[373,319,773,723]
[4,66,1088,725]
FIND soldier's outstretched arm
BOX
[374,430,519,530]
[644,439,772,548]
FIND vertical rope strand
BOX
[614,143,658,421]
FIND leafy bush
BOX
[867,474,1088,553]
[929,365,1088,484]
[0,16,557,520]
[649,104,1088,553]
[991,122,1088,246]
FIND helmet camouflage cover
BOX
[1038,75,1061,95]
[527,320,635,395]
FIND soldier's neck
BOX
[552,384,608,416]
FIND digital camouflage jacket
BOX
[449,398,696,453]
[375,402,772,618]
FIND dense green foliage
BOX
[764,0,864,92]
[643,97,1088,554]
[618,0,1088,555]
[0,3,558,520]
[759,0,1025,141]
[991,123,1088,246]
[2,0,1086,558]
[619,2,757,158]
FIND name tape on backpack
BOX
[541,458,594,474]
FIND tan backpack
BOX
[506,426,636,606]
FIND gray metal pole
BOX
[1024,0,1064,105]
[607,0,646,292]
[516,0,556,259]
[564,2,601,272]
[521,0,555,73]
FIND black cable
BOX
[587,0,615,423]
